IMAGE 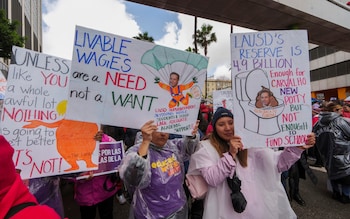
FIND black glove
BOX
[154,77,160,83]
[227,176,247,213]
[192,76,198,83]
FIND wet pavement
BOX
[61,165,350,219]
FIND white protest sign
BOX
[212,90,234,113]
[231,30,312,148]
[0,70,6,100]
[1,46,99,179]
[66,26,208,135]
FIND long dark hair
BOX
[209,130,248,167]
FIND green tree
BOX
[0,9,25,59]
[133,31,154,43]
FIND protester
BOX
[313,102,350,204]
[284,150,318,206]
[309,101,325,167]
[99,125,127,204]
[185,110,208,219]
[343,102,350,118]
[187,107,315,219]
[119,120,199,219]
[74,130,121,219]
[0,135,61,219]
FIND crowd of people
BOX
[2,96,350,218]
[311,99,350,204]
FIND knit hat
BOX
[212,107,233,128]
[0,135,17,200]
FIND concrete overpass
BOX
[126,0,350,52]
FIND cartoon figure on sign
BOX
[22,100,98,172]
[141,45,208,108]
[255,86,279,109]
[235,68,285,135]
[154,72,197,108]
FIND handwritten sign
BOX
[76,141,125,180]
[213,90,234,113]
[0,71,6,100]
[66,26,208,136]
[0,46,99,179]
[231,30,312,148]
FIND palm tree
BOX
[194,16,198,53]
[194,24,217,56]
[193,24,217,98]
[133,32,154,43]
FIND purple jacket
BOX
[29,176,64,218]
[119,135,199,219]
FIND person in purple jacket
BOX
[74,131,120,219]
[187,107,315,219]
[119,120,199,219]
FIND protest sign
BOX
[231,30,312,148]
[0,46,99,179]
[212,90,234,113]
[0,71,6,100]
[76,141,124,180]
[66,26,208,136]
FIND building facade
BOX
[205,78,232,99]
[309,44,350,101]
[0,0,42,77]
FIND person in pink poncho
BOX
[187,107,315,219]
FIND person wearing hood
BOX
[312,102,350,203]
[119,120,200,219]
[0,135,61,219]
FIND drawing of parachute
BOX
[141,45,208,87]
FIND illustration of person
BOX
[155,72,197,108]
[255,86,279,108]
[22,100,98,172]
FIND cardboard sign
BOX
[1,46,99,179]
[231,30,312,148]
[213,90,234,113]
[66,26,208,136]
[76,141,124,180]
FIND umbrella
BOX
[345,96,350,102]
[141,45,208,84]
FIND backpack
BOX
[5,202,37,219]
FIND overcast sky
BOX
[42,0,255,79]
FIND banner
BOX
[212,90,234,113]
[231,30,312,148]
[66,26,208,136]
[76,141,124,180]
